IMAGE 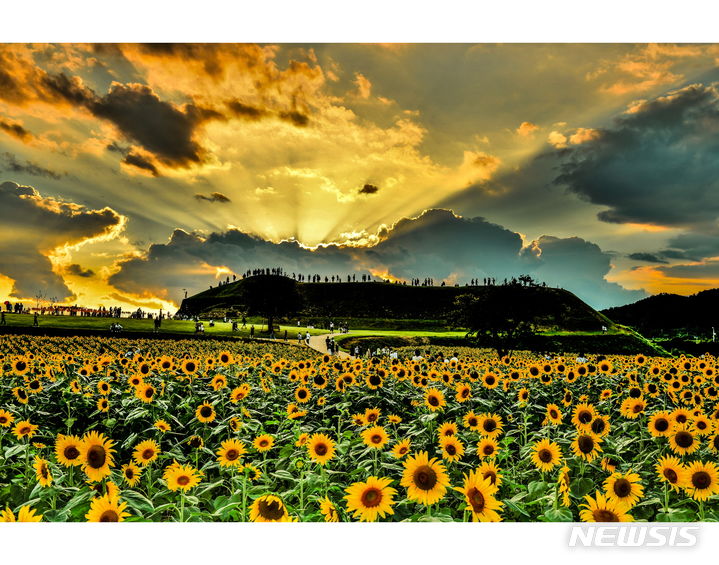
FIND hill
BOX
[601,288,719,338]
[179,275,616,332]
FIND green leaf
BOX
[121,490,154,515]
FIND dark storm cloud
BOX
[359,183,379,195]
[555,83,719,229]
[278,110,310,127]
[194,192,231,203]
[0,181,123,300]
[0,118,31,141]
[0,153,64,180]
[627,252,669,264]
[65,264,95,278]
[226,100,269,120]
[110,208,643,309]
[122,152,159,176]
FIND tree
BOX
[239,275,302,335]
[452,285,542,359]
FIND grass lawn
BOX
[0,314,327,338]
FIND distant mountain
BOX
[601,289,719,337]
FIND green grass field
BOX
[0,313,327,339]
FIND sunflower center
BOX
[369,375,381,386]
[64,446,80,460]
[371,435,382,444]
[413,465,438,490]
[87,445,107,468]
[675,431,694,448]
[258,499,286,520]
[428,396,440,407]
[483,445,494,455]
[142,449,154,460]
[578,411,592,424]
[550,410,558,419]
[593,509,620,522]
[200,406,212,418]
[446,444,457,456]
[177,475,190,486]
[591,419,606,434]
[360,487,383,508]
[613,478,632,498]
[538,448,553,463]
[663,468,678,483]
[577,435,594,454]
[468,417,478,427]
[226,449,239,460]
[467,487,485,512]
[654,418,669,432]
[126,468,135,478]
[314,443,328,456]
[483,420,497,432]
[691,471,711,490]
[99,510,119,522]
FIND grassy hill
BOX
[602,288,719,339]
[179,275,617,332]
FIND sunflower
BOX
[294,386,311,404]
[604,470,644,508]
[476,437,500,459]
[455,469,503,522]
[531,439,562,472]
[387,414,402,425]
[34,456,53,487]
[654,455,685,491]
[579,491,633,522]
[181,358,199,375]
[463,411,481,430]
[153,420,171,433]
[230,384,251,403]
[351,413,367,427]
[244,464,262,482]
[0,409,14,428]
[589,414,611,437]
[361,425,390,449]
[453,382,471,403]
[648,411,673,437]
[683,460,719,501]
[215,438,247,467]
[295,433,309,447]
[12,420,38,440]
[97,397,110,412]
[690,415,714,437]
[135,382,156,403]
[400,451,450,506]
[668,425,700,456]
[195,402,216,423]
[319,496,340,522]
[344,476,396,522]
[122,436,152,466]
[478,413,504,438]
[97,380,111,395]
[250,494,294,522]
[12,387,29,404]
[620,396,646,419]
[164,462,202,491]
[187,436,205,449]
[424,388,446,412]
[571,433,603,462]
[572,403,595,429]
[122,463,142,486]
[79,431,115,482]
[601,456,619,473]
[709,433,719,454]
[391,438,411,458]
[0,505,43,522]
[482,372,500,389]
[11,357,30,376]
[439,435,465,462]
[437,421,458,438]
[545,404,563,426]
[518,388,530,404]
[307,433,336,465]
[254,434,275,452]
[85,493,131,522]
[558,465,571,507]
[53,434,81,467]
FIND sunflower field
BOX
[0,334,718,522]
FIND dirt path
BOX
[308,332,353,359]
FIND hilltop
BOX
[179,275,615,332]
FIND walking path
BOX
[308,332,353,359]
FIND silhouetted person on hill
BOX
[33,313,39,327]
[250,325,255,338]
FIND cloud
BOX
[65,263,95,278]
[354,73,372,99]
[555,83,719,230]
[194,192,231,203]
[358,183,379,195]
[122,152,159,176]
[547,131,568,149]
[0,118,31,141]
[516,121,539,137]
[0,181,123,300]
[627,252,669,264]
[109,207,642,308]
[0,152,64,179]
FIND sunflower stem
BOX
[241,474,247,521]
[179,491,185,522]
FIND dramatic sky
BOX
[1,43,719,311]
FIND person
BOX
[305,331,311,346]
[411,349,423,361]
[353,345,360,357]
[250,325,255,338]
[283,329,288,342]
[241,315,247,328]
[232,321,238,332]
[297,332,303,345]
[0,311,5,325]
[33,312,39,327]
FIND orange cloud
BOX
[516,121,539,137]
